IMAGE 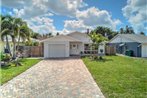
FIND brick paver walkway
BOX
[1,58,105,98]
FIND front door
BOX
[70,43,80,55]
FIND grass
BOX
[1,58,41,85]
[82,56,147,98]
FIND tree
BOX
[17,24,31,52]
[120,25,135,34]
[120,28,124,34]
[128,27,134,34]
[92,26,118,40]
[1,15,31,59]
[48,32,53,37]
[31,32,41,39]
[0,15,13,55]
[89,32,107,44]
[89,31,108,60]
[125,25,129,34]
[56,32,59,36]
[140,32,145,35]
[10,17,23,59]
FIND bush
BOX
[2,54,11,61]
[0,52,5,61]
[25,41,33,46]
[33,42,39,46]
[25,41,39,46]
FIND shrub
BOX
[33,42,39,46]
[0,52,6,61]
[3,54,11,61]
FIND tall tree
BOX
[0,15,13,55]
[48,32,53,37]
[89,31,107,59]
[10,17,22,58]
[17,24,30,52]
[1,15,31,58]
[31,32,41,39]
[90,31,108,44]
[120,25,135,34]
[92,26,117,40]
[56,32,59,36]
[125,25,129,34]
[140,32,145,35]
[120,28,124,34]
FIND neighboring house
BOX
[109,34,147,57]
[41,32,93,58]
[0,36,40,54]
[0,37,14,53]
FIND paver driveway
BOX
[1,58,105,98]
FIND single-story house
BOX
[109,34,147,57]
[42,32,95,58]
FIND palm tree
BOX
[1,15,32,59]
[17,24,30,50]
[31,32,41,39]
[10,17,20,59]
[48,32,53,37]
[0,15,13,55]
[140,32,145,35]
[56,32,59,36]
[120,28,124,34]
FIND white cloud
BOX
[13,8,25,17]
[122,0,147,32]
[2,0,88,34]
[2,0,27,8]
[62,20,93,34]
[2,0,87,18]
[62,7,121,33]
[76,7,121,30]
[2,0,122,34]
[25,16,56,34]
[64,20,90,31]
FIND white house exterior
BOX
[109,34,147,57]
[42,32,93,58]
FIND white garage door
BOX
[142,45,147,57]
[48,44,66,58]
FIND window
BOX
[71,44,78,49]
[84,44,90,50]
[73,44,76,47]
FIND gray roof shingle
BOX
[117,34,147,43]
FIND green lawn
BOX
[82,56,147,98]
[1,58,41,85]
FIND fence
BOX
[105,46,116,55]
[23,46,43,57]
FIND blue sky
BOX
[1,0,147,35]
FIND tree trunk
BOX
[6,35,12,56]
[12,38,16,59]
[16,34,21,52]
